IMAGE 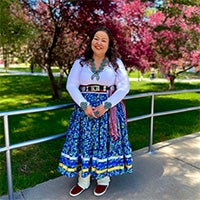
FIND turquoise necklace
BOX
[90,58,107,80]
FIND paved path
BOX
[1,132,200,200]
[1,69,200,82]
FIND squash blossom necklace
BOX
[90,58,107,80]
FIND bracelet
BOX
[103,101,112,110]
[80,102,89,110]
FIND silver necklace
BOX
[90,58,107,80]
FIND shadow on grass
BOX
[0,75,69,111]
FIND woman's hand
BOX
[84,105,97,118]
[92,104,108,118]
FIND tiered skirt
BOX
[58,92,133,180]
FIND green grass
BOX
[0,64,61,73]
[128,70,200,79]
[0,75,200,195]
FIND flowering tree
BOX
[21,0,152,99]
[148,0,200,89]
[21,0,119,99]
[110,0,154,72]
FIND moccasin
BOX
[94,185,108,196]
[69,184,85,197]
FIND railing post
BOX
[4,115,14,200]
[148,94,154,154]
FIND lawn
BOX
[0,74,199,195]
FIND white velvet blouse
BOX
[66,58,130,108]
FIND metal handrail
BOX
[0,89,200,200]
[0,103,74,117]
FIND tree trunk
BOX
[3,46,9,72]
[46,23,61,99]
[57,68,65,93]
[47,66,62,99]
[169,75,176,90]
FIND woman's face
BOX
[91,31,109,57]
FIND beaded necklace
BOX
[90,58,107,80]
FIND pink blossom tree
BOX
[21,0,120,99]
[20,0,200,96]
[148,1,200,89]
[21,0,152,99]
[110,0,154,72]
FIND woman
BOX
[58,26,133,197]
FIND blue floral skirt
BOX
[58,92,133,180]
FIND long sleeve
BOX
[106,59,130,107]
[66,58,130,107]
[66,59,88,106]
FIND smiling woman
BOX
[58,26,133,197]
[91,30,109,61]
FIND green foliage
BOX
[0,0,36,47]
[169,0,200,6]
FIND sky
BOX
[155,0,163,7]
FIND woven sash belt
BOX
[79,84,116,92]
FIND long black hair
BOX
[80,26,119,71]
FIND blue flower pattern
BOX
[58,92,133,180]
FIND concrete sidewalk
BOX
[1,132,200,200]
